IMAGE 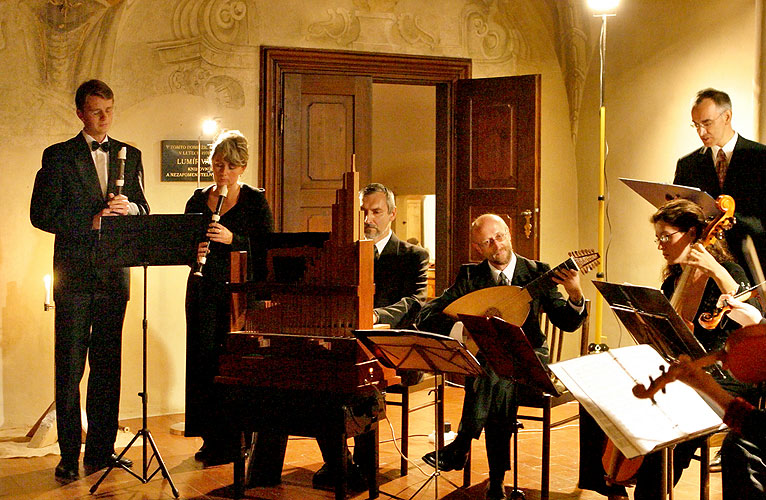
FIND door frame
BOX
[260,46,471,293]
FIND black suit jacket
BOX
[674,135,766,269]
[30,134,149,300]
[416,255,586,357]
[373,232,429,328]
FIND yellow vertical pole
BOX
[595,105,606,344]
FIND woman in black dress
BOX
[184,130,273,466]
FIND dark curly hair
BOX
[650,198,733,280]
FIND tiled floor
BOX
[0,386,721,499]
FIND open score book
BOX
[549,344,726,459]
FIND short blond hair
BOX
[209,130,248,167]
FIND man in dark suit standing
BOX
[417,214,586,500]
[674,88,766,275]
[30,79,149,482]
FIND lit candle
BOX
[43,274,51,310]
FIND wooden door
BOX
[281,73,372,232]
[451,75,541,281]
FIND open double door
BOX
[260,47,540,293]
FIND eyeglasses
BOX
[690,110,726,131]
[476,231,509,249]
[655,230,685,244]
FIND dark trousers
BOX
[54,292,126,462]
[458,374,517,476]
[722,433,766,499]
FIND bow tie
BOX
[91,141,109,152]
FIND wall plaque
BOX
[161,140,213,182]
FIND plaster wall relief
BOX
[307,0,438,52]
[460,0,528,66]
[0,0,126,139]
[150,0,256,109]
[21,0,126,92]
[552,0,591,142]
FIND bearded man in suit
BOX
[30,79,148,482]
[417,213,586,500]
[674,88,766,275]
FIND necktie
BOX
[374,246,380,260]
[91,140,109,152]
[498,273,510,286]
[715,148,727,188]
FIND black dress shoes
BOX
[54,459,79,483]
[83,453,133,475]
[312,462,367,492]
[421,442,469,472]
[485,483,508,500]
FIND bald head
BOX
[471,214,513,269]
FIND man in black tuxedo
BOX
[310,182,430,490]
[674,88,766,276]
[30,79,149,482]
[417,214,586,500]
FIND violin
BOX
[668,195,736,326]
[633,324,766,401]
[698,280,766,330]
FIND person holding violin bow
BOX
[580,198,761,500]
[634,295,766,499]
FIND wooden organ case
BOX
[216,171,396,499]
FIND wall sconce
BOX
[197,118,221,188]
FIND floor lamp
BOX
[588,0,619,348]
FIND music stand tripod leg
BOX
[89,264,180,498]
[509,420,525,499]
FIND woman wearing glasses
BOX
[581,198,759,500]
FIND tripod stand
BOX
[90,214,207,497]
[355,329,483,500]
[91,264,179,497]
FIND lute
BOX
[443,249,600,326]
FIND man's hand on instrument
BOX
[106,193,130,215]
[206,222,233,245]
[552,268,583,304]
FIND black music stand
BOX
[90,214,207,497]
[355,329,483,500]
[458,314,559,500]
[592,280,708,361]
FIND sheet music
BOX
[550,344,724,459]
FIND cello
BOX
[669,195,736,328]
[601,195,737,487]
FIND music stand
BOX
[90,214,207,497]
[458,314,558,500]
[619,178,719,218]
[355,329,483,500]
[592,280,707,361]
